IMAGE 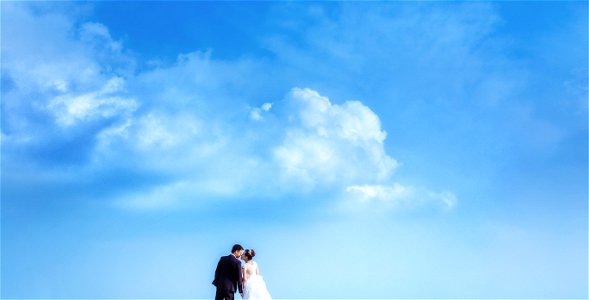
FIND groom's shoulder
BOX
[225,254,240,263]
[220,254,236,261]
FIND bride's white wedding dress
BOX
[243,260,272,300]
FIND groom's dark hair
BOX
[231,244,244,253]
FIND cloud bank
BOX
[1,2,456,212]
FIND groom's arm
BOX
[212,258,221,286]
[236,260,244,294]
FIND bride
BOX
[241,249,272,300]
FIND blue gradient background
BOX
[1,1,587,299]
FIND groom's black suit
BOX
[213,254,243,300]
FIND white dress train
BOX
[243,261,272,300]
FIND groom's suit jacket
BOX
[213,254,243,294]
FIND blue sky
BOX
[1,1,587,299]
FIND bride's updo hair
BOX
[244,249,256,260]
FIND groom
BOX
[213,244,244,300]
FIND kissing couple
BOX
[213,244,272,300]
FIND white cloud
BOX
[430,190,458,210]
[250,109,263,121]
[2,3,456,213]
[96,86,407,210]
[261,102,273,111]
[112,177,253,210]
[272,88,398,189]
[346,183,413,203]
[344,183,458,211]
[94,111,222,170]
[290,88,387,143]
[47,77,137,127]
[79,22,122,52]
[1,4,130,95]
[1,2,137,155]
[250,102,274,121]
[116,180,190,210]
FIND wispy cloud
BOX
[47,77,137,127]
[344,183,457,212]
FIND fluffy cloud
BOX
[273,88,398,189]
